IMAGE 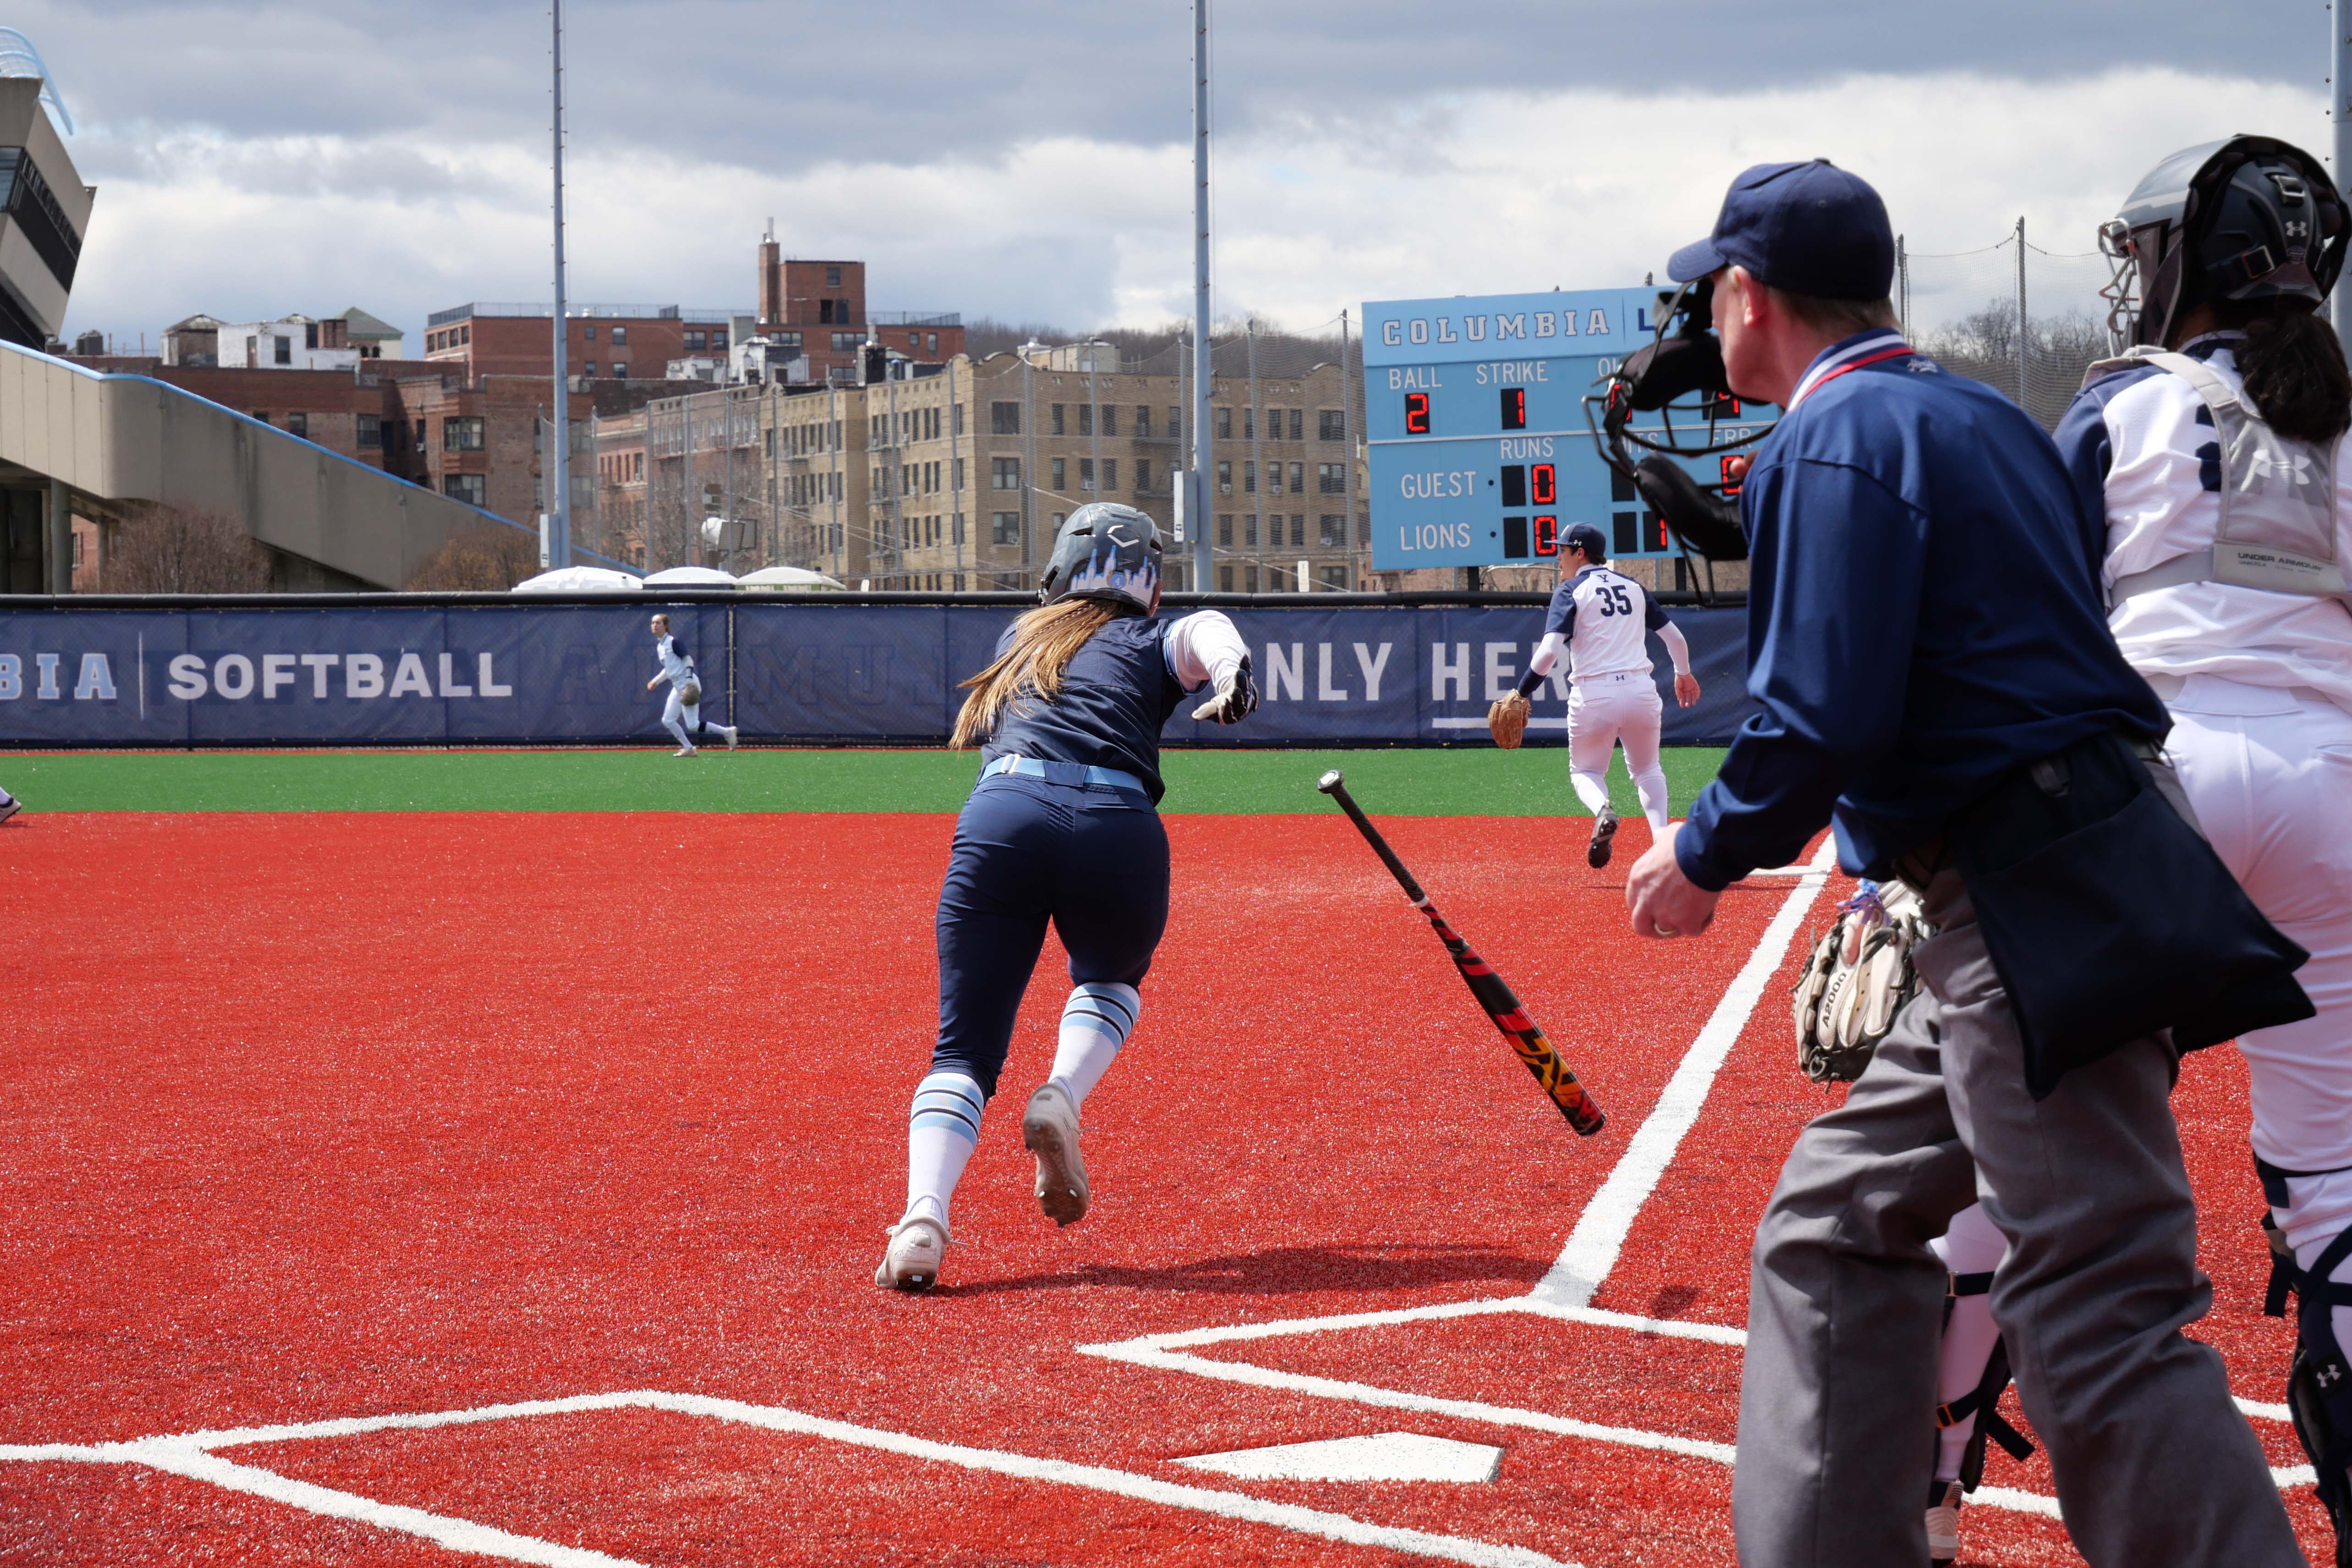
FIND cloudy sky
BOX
[28,0,2335,351]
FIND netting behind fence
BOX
[1900,225,2123,430]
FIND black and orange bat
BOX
[1318,769,1605,1136]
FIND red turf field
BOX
[0,811,2330,1565]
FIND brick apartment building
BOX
[586,344,1369,592]
[752,230,963,380]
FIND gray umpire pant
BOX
[1731,861,2302,1567]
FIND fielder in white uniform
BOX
[1510,523,1700,867]
[1927,134,2352,1564]
[646,612,738,756]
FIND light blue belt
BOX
[981,754,1148,794]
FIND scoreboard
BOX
[1362,286,1768,572]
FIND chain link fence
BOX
[1900,223,2125,430]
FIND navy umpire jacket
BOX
[1675,328,2169,891]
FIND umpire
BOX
[1625,161,2309,1565]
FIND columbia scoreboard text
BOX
[1362,287,1765,572]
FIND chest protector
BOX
[2092,346,2346,602]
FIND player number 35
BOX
[1596,583,1633,616]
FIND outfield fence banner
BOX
[0,596,1753,748]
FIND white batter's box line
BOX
[0,1389,1595,1568]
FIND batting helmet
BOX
[1038,503,1162,615]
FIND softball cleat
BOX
[1587,803,1619,869]
[1022,1080,1090,1227]
[672,745,696,757]
[1926,1479,1962,1563]
[0,798,18,825]
[875,1214,948,1291]
[724,725,740,751]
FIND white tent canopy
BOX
[639,566,738,588]
[736,566,847,591]
[512,567,642,593]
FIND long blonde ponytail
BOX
[949,599,1121,749]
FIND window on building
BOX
[249,410,270,425]
[776,330,801,351]
[583,323,597,341]
[358,414,381,449]
[993,512,1019,545]
[1052,404,1066,436]
[831,331,859,351]
[1218,565,1233,591]
[1245,514,1259,547]
[1102,406,1118,437]
[925,332,938,354]
[1267,462,1283,495]
[1319,462,1345,495]
[444,473,486,506]
[413,419,426,448]
[1318,514,1344,547]
[1289,462,1305,494]
[826,264,843,287]
[1053,457,1068,491]
[1135,458,1150,491]
[906,332,919,350]
[273,336,292,365]
[1290,514,1306,547]
[582,362,596,378]
[1217,460,1231,495]
[953,402,966,436]
[1289,408,1304,441]
[304,322,319,350]
[460,325,469,343]
[1135,405,1152,438]
[1217,514,1233,546]
[611,325,627,345]
[1102,458,1117,491]
[1169,406,1182,436]
[1320,409,1345,442]
[1078,405,1093,438]
[991,401,1019,435]
[286,412,308,439]
[1243,407,1255,439]
[1244,461,1256,494]
[1216,407,1231,439]
[991,457,1021,490]
[684,330,705,351]
[1319,564,1348,592]
[443,417,485,451]
[953,457,965,491]
[1244,564,1259,594]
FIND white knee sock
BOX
[664,712,693,748]
[1048,982,1140,1106]
[905,1071,983,1229]
[1569,770,1612,816]
[1930,1204,2010,1480]
[1633,766,1671,833]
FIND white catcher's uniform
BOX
[2081,337,2352,1254]
[1516,563,1692,831]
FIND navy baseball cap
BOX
[1668,160,1895,301]
[1562,523,1608,561]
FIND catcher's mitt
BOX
[1791,880,1932,1084]
[677,679,703,706]
[1488,691,1530,749]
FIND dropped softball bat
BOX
[1317,769,1605,1135]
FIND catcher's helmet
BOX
[2104,135,2349,348]
[1039,503,1162,614]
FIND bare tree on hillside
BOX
[103,502,273,593]
[405,523,542,590]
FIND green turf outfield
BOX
[0,746,1728,816]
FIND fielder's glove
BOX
[1488,691,1530,749]
[678,680,703,707]
[1190,655,1259,725]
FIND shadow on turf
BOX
[936,1242,1543,1299]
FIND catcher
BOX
[1488,524,1699,868]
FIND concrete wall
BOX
[0,338,522,589]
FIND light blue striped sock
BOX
[906,1071,983,1227]
[1048,982,1140,1107]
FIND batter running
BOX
[1487,523,1700,867]
[876,503,1258,1292]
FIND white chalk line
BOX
[0,1390,1586,1568]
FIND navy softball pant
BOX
[931,774,1170,1099]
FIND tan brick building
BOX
[586,344,1370,592]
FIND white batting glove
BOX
[1190,655,1259,725]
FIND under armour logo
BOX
[2247,449,2317,486]
[2320,1363,2344,1386]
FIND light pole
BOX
[1189,0,1213,593]
[546,0,571,570]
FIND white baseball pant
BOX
[1568,670,1669,830]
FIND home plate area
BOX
[0,812,2334,1566]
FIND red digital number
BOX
[1404,392,1431,435]
[1499,387,1526,430]
[1530,462,1556,505]
[1719,454,1749,495]
[1533,516,1559,556]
